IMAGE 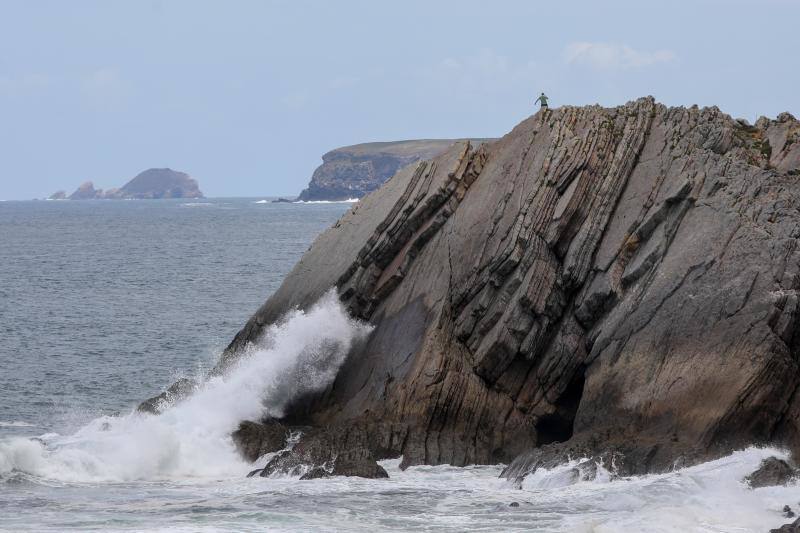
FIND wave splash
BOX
[0,290,371,483]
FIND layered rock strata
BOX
[149,98,800,478]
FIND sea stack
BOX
[151,98,800,479]
[59,168,203,200]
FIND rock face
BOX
[231,420,288,462]
[48,190,66,200]
[772,517,800,533]
[203,98,800,478]
[744,457,798,488]
[250,425,389,479]
[297,139,492,201]
[62,168,203,199]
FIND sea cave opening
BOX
[535,367,586,446]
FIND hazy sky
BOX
[1,0,798,200]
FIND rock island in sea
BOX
[51,168,203,200]
[143,97,800,484]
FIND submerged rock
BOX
[744,457,798,488]
[231,420,288,462]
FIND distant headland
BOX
[296,139,494,201]
[50,168,203,200]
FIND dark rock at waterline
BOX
[299,466,330,480]
[784,505,796,518]
[259,426,388,479]
[745,457,798,488]
[509,502,520,508]
[231,420,288,462]
[137,378,196,415]
[771,517,800,533]
[271,198,294,203]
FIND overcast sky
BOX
[1,0,798,200]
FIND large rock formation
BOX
[297,139,492,201]
[154,98,800,479]
[60,168,203,200]
[68,181,101,200]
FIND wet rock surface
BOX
[137,377,196,414]
[745,457,798,488]
[231,420,288,462]
[772,517,800,533]
[255,425,388,479]
[159,97,800,477]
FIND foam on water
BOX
[515,447,798,532]
[0,422,37,428]
[0,290,371,483]
[294,198,360,204]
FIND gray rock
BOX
[137,377,196,415]
[68,181,101,200]
[63,168,203,200]
[163,98,800,475]
[772,517,800,533]
[744,457,798,488]
[259,426,388,479]
[231,420,288,462]
[297,139,493,201]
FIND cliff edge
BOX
[297,139,492,201]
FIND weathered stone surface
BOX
[137,377,196,415]
[170,97,800,478]
[744,457,798,488]
[231,420,288,462]
[297,139,492,201]
[258,425,388,479]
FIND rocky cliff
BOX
[153,97,800,480]
[297,139,492,201]
[61,168,203,200]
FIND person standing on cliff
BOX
[535,92,549,110]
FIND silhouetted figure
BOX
[535,92,549,109]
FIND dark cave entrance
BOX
[535,367,586,446]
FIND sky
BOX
[1,0,798,200]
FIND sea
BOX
[0,198,797,532]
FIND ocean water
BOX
[0,198,797,532]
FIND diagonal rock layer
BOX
[201,97,800,475]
